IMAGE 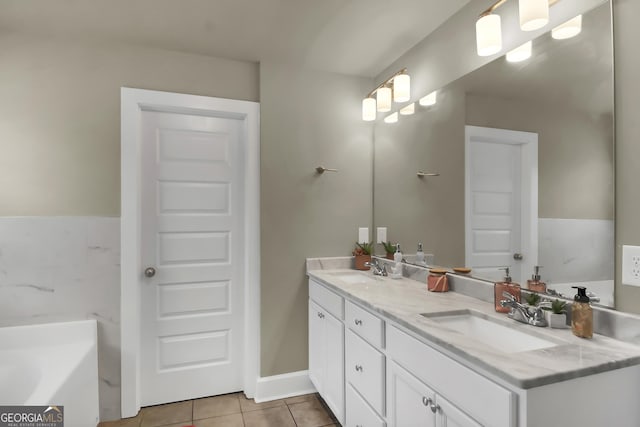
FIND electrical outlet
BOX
[377,227,387,244]
[622,245,640,287]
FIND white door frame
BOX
[120,87,260,417]
[465,125,538,284]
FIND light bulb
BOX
[400,103,415,115]
[377,86,392,112]
[384,112,399,124]
[476,14,502,56]
[552,15,582,40]
[519,0,549,31]
[362,97,376,121]
[506,40,532,62]
[419,91,437,106]
[393,74,411,103]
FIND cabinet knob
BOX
[317,312,324,319]
[430,402,441,414]
[144,267,156,278]
[422,396,432,407]
[355,365,363,372]
[354,319,362,326]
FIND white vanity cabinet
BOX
[308,280,345,424]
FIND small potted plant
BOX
[548,299,568,329]
[353,242,373,270]
[525,292,541,307]
[381,241,396,260]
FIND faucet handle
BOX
[501,291,516,301]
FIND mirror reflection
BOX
[373,2,614,307]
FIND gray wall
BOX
[613,0,640,312]
[373,86,466,266]
[0,34,258,216]
[259,62,373,376]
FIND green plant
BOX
[525,292,541,306]
[353,242,373,256]
[551,299,567,314]
[382,241,396,254]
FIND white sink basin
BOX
[328,272,378,284]
[422,310,558,353]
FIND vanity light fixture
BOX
[384,112,399,124]
[400,103,415,115]
[361,68,411,121]
[419,91,437,107]
[506,40,532,62]
[475,0,559,57]
[552,14,582,39]
[519,0,549,31]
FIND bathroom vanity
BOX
[307,260,640,427]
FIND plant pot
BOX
[354,254,372,271]
[386,253,394,260]
[549,312,568,328]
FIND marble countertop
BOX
[307,267,640,389]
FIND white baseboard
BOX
[253,370,317,403]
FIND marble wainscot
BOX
[306,257,640,389]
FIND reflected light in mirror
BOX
[400,103,415,115]
[362,97,376,121]
[552,15,582,39]
[394,74,411,102]
[384,112,399,123]
[506,40,532,62]
[377,86,392,112]
[519,0,549,31]
[419,91,437,106]
[476,14,502,56]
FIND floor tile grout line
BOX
[285,402,299,427]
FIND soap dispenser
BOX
[416,243,425,265]
[494,267,521,313]
[391,244,403,279]
[527,266,547,293]
[571,286,593,339]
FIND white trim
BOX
[254,371,317,403]
[120,88,260,417]
[464,125,538,285]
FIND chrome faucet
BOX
[500,292,548,327]
[364,259,388,276]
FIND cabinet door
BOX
[324,310,345,425]
[387,361,436,427]
[436,396,482,427]
[308,300,325,393]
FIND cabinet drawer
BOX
[346,384,386,427]
[346,329,385,416]
[309,279,344,319]
[346,301,384,348]
[386,325,513,427]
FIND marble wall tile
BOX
[538,218,614,283]
[0,217,121,421]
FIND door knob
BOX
[513,253,524,261]
[144,267,156,278]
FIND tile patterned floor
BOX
[97,393,339,427]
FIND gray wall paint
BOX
[259,62,373,376]
[614,0,640,312]
[0,34,258,216]
[466,94,614,220]
[374,86,466,266]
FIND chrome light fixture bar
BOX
[362,68,411,121]
[476,0,559,57]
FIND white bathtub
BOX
[0,319,99,427]
[547,280,615,307]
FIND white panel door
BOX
[140,110,244,405]
[468,140,522,281]
[436,396,482,427]
[465,126,538,284]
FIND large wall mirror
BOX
[373,1,614,307]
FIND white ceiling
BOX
[0,0,470,77]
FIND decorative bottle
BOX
[494,267,521,313]
[571,286,593,339]
[527,265,547,293]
